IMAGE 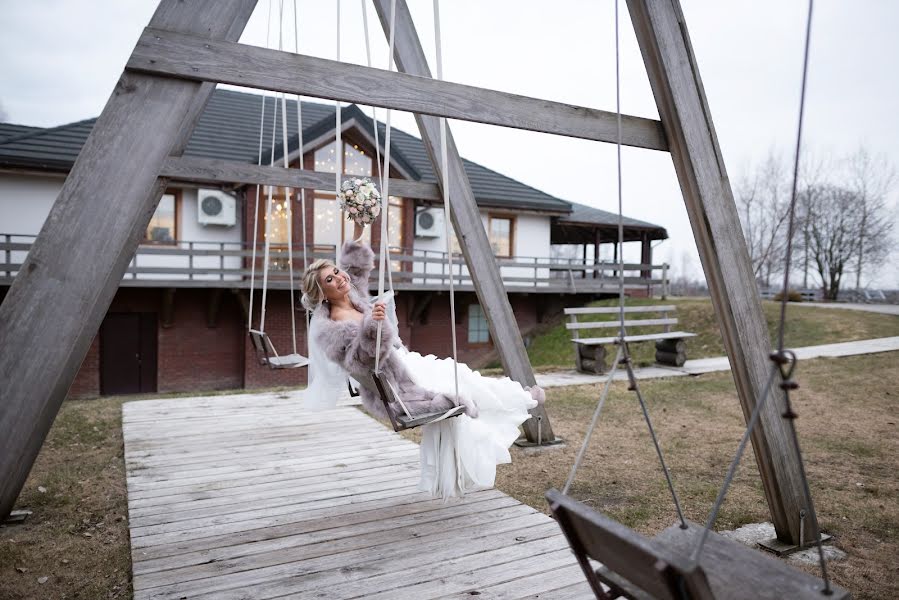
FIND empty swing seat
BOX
[249,330,309,369]
[546,489,849,600]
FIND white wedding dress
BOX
[396,348,538,500]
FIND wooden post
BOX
[640,232,652,279]
[593,229,601,279]
[627,0,812,545]
[372,0,554,443]
[0,0,257,520]
[661,263,669,300]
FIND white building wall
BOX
[0,175,243,282]
[0,173,63,268]
[132,188,243,282]
[410,208,551,286]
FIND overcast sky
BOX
[2,1,897,287]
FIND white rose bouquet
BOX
[338,177,382,225]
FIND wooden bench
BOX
[565,305,696,374]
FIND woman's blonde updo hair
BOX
[301,258,337,311]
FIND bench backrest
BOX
[564,305,677,338]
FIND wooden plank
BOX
[131,490,502,560]
[564,305,677,314]
[127,467,420,519]
[190,522,568,600]
[127,476,423,528]
[134,515,560,599]
[440,564,589,600]
[128,457,419,510]
[627,0,815,544]
[371,0,554,443]
[0,0,258,521]
[566,318,678,330]
[360,546,576,600]
[130,487,428,543]
[133,500,529,579]
[653,522,849,599]
[159,155,441,199]
[128,28,668,152]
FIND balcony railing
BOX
[1,234,669,296]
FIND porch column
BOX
[593,229,601,279]
[640,232,652,279]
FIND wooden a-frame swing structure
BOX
[0,1,845,595]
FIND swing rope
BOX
[373,0,397,380]
[433,0,461,404]
[276,0,298,355]
[292,0,311,352]
[691,3,833,594]
[564,0,686,529]
[360,0,393,296]
[247,0,274,332]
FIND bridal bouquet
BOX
[338,177,382,225]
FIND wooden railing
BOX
[0,234,669,296]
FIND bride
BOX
[299,222,544,499]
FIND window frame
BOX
[141,189,180,246]
[467,303,491,345]
[487,213,515,258]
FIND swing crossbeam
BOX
[547,489,848,600]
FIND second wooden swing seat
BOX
[248,329,309,369]
[547,489,848,600]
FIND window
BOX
[468,304,490,344]
[489,216,513,257]
[144,192,177,244]
[313,192,372,249]
[313,140,372,176]
[263,187,292,269]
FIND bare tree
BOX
[0,101,7,123]
[802,184,866,300]
[736,152,790,287]
[846,147,896,289]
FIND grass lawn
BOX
[526,297,899,370]
[0,396,131,600]
[495,352,899,600]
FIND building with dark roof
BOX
[0,88,670,398]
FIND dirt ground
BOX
[0,397,131,600]
[494,352,899,599]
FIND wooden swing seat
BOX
[546,489,849,600]
[249,329,309,370]
[371,371,466,432]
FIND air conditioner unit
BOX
[197,189,237,226]
[415,207,443,238]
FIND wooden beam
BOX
[0,0,258,520]
[372,0,554,444]
[159,156,441,200]
[127,28,668,151]
[627,0,812,545]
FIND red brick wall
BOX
[244,290,310,389]
[62,286,545,398]
[68,336,100,398]
[157,289,244,393]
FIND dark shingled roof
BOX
[560,200,664,231]
[0,88,664,230]
[0,123,42,141]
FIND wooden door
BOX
[100,313,157,395]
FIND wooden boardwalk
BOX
[123,392,593,599]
